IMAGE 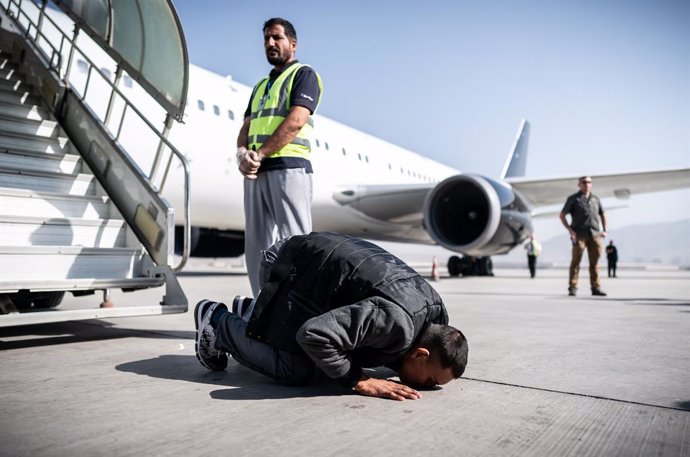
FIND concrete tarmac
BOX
[1,264,689,457]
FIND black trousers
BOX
[527,255,537,278]
[608,261,617,277]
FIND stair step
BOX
[0,115,60,138]
[0,149,81,174]
[0,75,32,95]
[0,189,110,219]
[0,65,23,82]
[0,246,145,282]
[0,168,96,195]
[0,277,165,294]
[0,129,71,155]
[0,215,127,248]
[0,87,42,106]
[0,100,52,121]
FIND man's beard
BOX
[267,53,288,66]
[266,47,288,66]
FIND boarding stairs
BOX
[0,53,163,310]
[0,0,191,327]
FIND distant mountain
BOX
[539,219,690,266]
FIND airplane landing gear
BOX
[447,255,493,277]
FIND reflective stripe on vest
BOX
[248,63,322,159]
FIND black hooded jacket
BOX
[246,232,449,387]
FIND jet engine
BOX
[423,174,533,256]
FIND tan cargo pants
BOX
[569,234,603,289]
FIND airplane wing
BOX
[332,183,435,223]
[507,167,690,208]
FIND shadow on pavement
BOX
[621,299,690,307]
[116,354,348,400]
[674,400,690,411]
[0,321,194,350]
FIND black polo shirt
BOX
[244,60,321,173]
[562,191,605,236]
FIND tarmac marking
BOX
[463,377,690,413]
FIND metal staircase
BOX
[0,51,162,297]
[0,0,190,326]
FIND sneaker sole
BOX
[194,299,217,371]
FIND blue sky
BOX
[173,0,689,239]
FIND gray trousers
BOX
[215,238,317,385]
[243,168,312,296]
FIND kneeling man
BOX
[195,232,468,401]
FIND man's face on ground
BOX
[264,24,295,67]
[398,348,455,388]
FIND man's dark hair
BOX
[417,324,468,378]
[264,18,297,42]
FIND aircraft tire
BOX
[479,257,494,276]
[447,256,462,277]
[8,291,65,310]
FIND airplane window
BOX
[315,139,320,147]
[388,164,392,170]
[123,75,133,88]
[228,110,235,120]
[100,67,112,81]
[358,153,362,161]
[198,100,205,111]
[365,156,369,163]
[213,105,220,116]
[400,167,404,173]
[342,148,346,156]
[325,142,329,150]
[76,59,88,73]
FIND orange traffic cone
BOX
[431,256,440,281]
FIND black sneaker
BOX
[591,288,607,296]
[194,299,228,371]
[568,287,577,296]
[232,295,254,320]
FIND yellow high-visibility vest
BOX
[247,63,323,159]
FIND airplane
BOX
[149,63,689,276]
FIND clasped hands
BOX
[237,146,263,179]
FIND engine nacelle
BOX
[423,174,533,256]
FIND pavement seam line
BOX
[462,376,690,413]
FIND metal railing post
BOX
[63,24,78,85]
[104,65,122,127]
[150,113,173,190]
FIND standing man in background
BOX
[524,234,541,278]
[606,240,618,278]
[559,176,608,297]
[236,17,323,295]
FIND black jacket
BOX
[246,233,448,387]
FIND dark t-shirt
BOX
[244,60,321,173]
[606,246,618,261]
[562,191,605,236]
